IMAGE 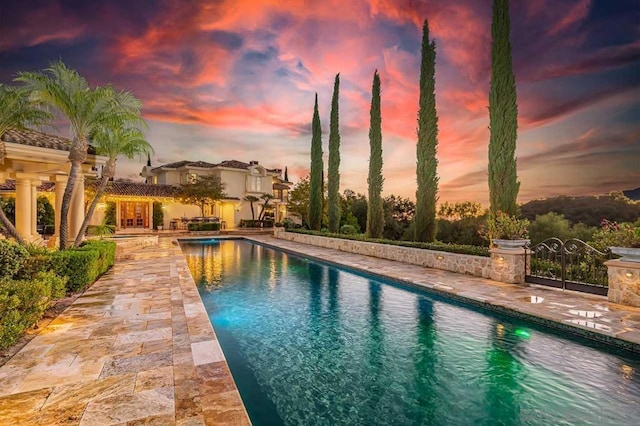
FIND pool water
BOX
[181,239,640,425]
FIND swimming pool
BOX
[180,239,640,425]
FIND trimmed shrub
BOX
[240,219,262,228]
[80,240,116,276]
[0,271,67,349]
[286,228,490,257]
[340,224,358,235]
[0,240,29,280]
[51,240,115,292]
[188,222,221,231]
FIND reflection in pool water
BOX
[181,239,640,426]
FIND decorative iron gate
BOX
[525,238,611,295]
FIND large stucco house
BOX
[89,159,291,231]
[0,128,291,240]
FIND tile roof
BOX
[86,180,181,198]
[152,160,217,171]
[0,180,55,192]
[1,127,97,154]
[217,160,250,169]
[152,159,281,173]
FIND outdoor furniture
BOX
[170,220,178,230]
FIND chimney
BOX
[249,160,259,165]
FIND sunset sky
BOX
[1,0,638,204]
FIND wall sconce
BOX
[436,255,444,260]
[498,256,505,261]
[626,272,633,278]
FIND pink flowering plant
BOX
[478,211,530,244]
[591,219,640,250]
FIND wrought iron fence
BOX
[525,238,611,295]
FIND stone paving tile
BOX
[250,235,640,353]
[0,237,250,425]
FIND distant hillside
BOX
[623,187,640,201]
[521,194,640,227]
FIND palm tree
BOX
[0,84,52,242]
[73,125,152,246]
[15,62,142,248]
[258,193,275,221]
[244,195,259,220]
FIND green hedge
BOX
[51,240,116,292]
[188,222,221,231]
[0,240,29,280]
[286,229,490,257]
[0,271,67,349]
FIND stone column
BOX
[148,200,153,230]
[115,201,122,230]
[489,248,527,284]
[605,259,640,307]
[52,176,66,237]
[47,176,67,248]
[14,178,32,241]
[69,173,85,242]
[31,181,39,236]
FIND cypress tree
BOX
[327,74,341,233]
[284,166,289,182]
[308,94,324,230]
[366,71,384,238]
[415,19,439,242]
[488,0,520,216]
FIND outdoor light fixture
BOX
[625,272,633,278]
[498,256,505,261]
[436,255,444,260]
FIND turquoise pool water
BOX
[181,239,640,425]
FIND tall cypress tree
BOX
[308,94,324,230]
[327,74,341,233]
[284,166,289,182]
[415,19,439,242]
[366,71,384,238]
[488,0,520,216]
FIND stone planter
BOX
[610,247,640,263]
[492,239,530,250]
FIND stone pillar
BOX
[605,259,640,307]
[52,176,66,237]
[148,200,153,230]
[14,178,32,240]
[31,182,39,236]
[69,173,85,242]
[115,201,122,230]
[490,248,527,284]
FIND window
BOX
[250,177,262,192]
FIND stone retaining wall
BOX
[107,235,159,260]
[275,230,492,278]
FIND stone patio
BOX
[0,237,250,425]
[1,234,639,425]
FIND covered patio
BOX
[0,128,106,244]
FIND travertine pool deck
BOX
[0,237,250,425]
[1,235,639,425]
[249,235,640,353]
